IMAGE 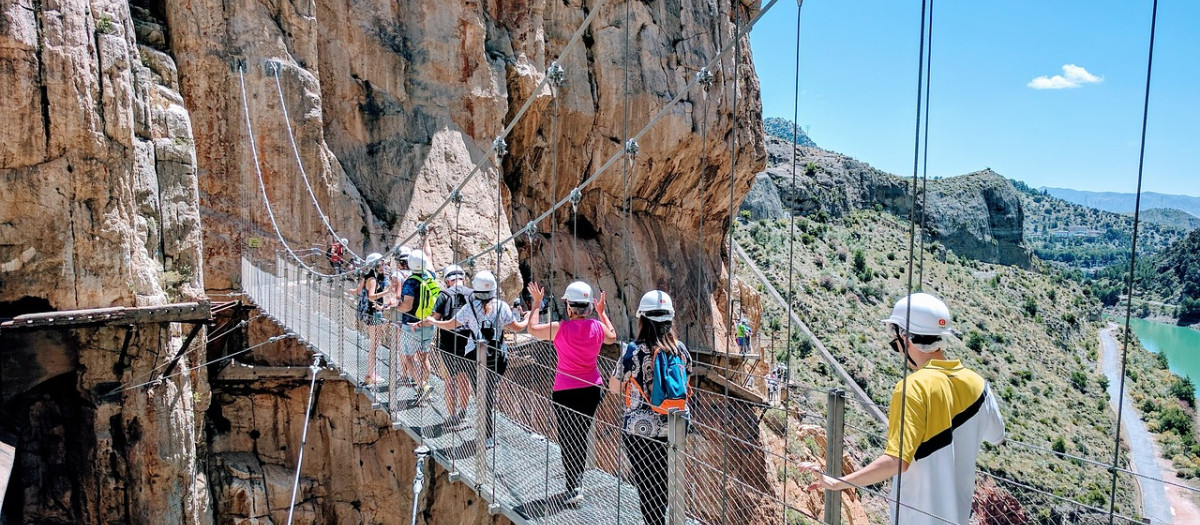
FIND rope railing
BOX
[236,254,1200,525]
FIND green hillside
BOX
[1138,208,1200,232]
[735,210,1199,519]
[1013,181,1189,271]
[1090,228,1200,323]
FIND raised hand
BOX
[595,291,607,315]
[528,282,545,304]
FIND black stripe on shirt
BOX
[912,386,990,462]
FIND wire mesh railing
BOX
[240,255,1200,524]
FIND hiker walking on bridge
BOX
[612,290,692,525]
[527,281,617,505]
[432,264,474,427]
[803,293,1005,525]
[351,253,388,385]
[423,270,528,447]
[396,250,439,400]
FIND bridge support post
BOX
[474,339,488,493]
[824,389,846,525]
[666,408,687,525]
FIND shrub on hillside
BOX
[1159,405,1193,436]
[1170,377,1196,407]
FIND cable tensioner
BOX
[697,67,715,91]
[547,62,566,88]
[569,188,583,211]
[525,221,538,238]
[416,222,428,237]
[624,139,639,157]
[492,137,508,158]
[450,189,463,204]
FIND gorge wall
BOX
[0,0,207,522]
[3,0,771,522]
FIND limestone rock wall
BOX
[206,348,512,525]
[166,0,765,338]
[0,1,207,523]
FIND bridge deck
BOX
[242,259,647,524]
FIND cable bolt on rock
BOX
[547,62,566,88]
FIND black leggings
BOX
[551,385,603,491]
[623,433,669,525]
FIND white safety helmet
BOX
[443,265,466,283]
[882,292,954,339]
[364,252,383,266]
[562,281,594,304]
[407,250,428,272]
[472,271,498,300]
[397,246,412,263]
[636,290,675,322]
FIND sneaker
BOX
[419,383,435,400]
[565,487,583,506]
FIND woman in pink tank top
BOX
[527,280,617,505]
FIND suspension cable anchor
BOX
[264,59,282,77]
[416,222,428,237]
[547,62,566,88]
[568,188,583,211]
[449,189,463,204]
[525,221,538,237]
[624,139,640,157]
[492,137,508,158]
[697,67,715,90]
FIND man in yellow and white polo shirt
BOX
[804,293,1006,525]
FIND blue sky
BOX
[749,0,1199,196]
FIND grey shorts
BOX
[400,324,435,356]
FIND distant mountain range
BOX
[1040,188,1200,219]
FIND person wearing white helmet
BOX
[803,293,1005,525]
[350,252,388,385]
[527,280,617,505]
[423,270,528,446]
[431,264,475,426]
[610,289,692,525]
[394,249,439,399]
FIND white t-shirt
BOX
[886,360,1005,525]
[452,299,516,355]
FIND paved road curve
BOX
[1100,325,1173,524]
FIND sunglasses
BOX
[888,326,907,354]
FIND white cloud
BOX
[1028,64,1103,90]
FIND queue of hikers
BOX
[341,233,1003,524]
[341,239,689,522]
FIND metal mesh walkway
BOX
[242,256,654,524]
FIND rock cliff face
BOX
[165,0,765,341]
[4,0,767,522]
[754,137,1033,268]
[0,1,207,522]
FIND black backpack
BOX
[436,288,472,354]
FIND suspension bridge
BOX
[214,0,1196,523]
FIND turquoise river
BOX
[1129,317,1200,395]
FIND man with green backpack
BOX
[396,250,440,400]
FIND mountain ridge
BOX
[1041,187,1200,218]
